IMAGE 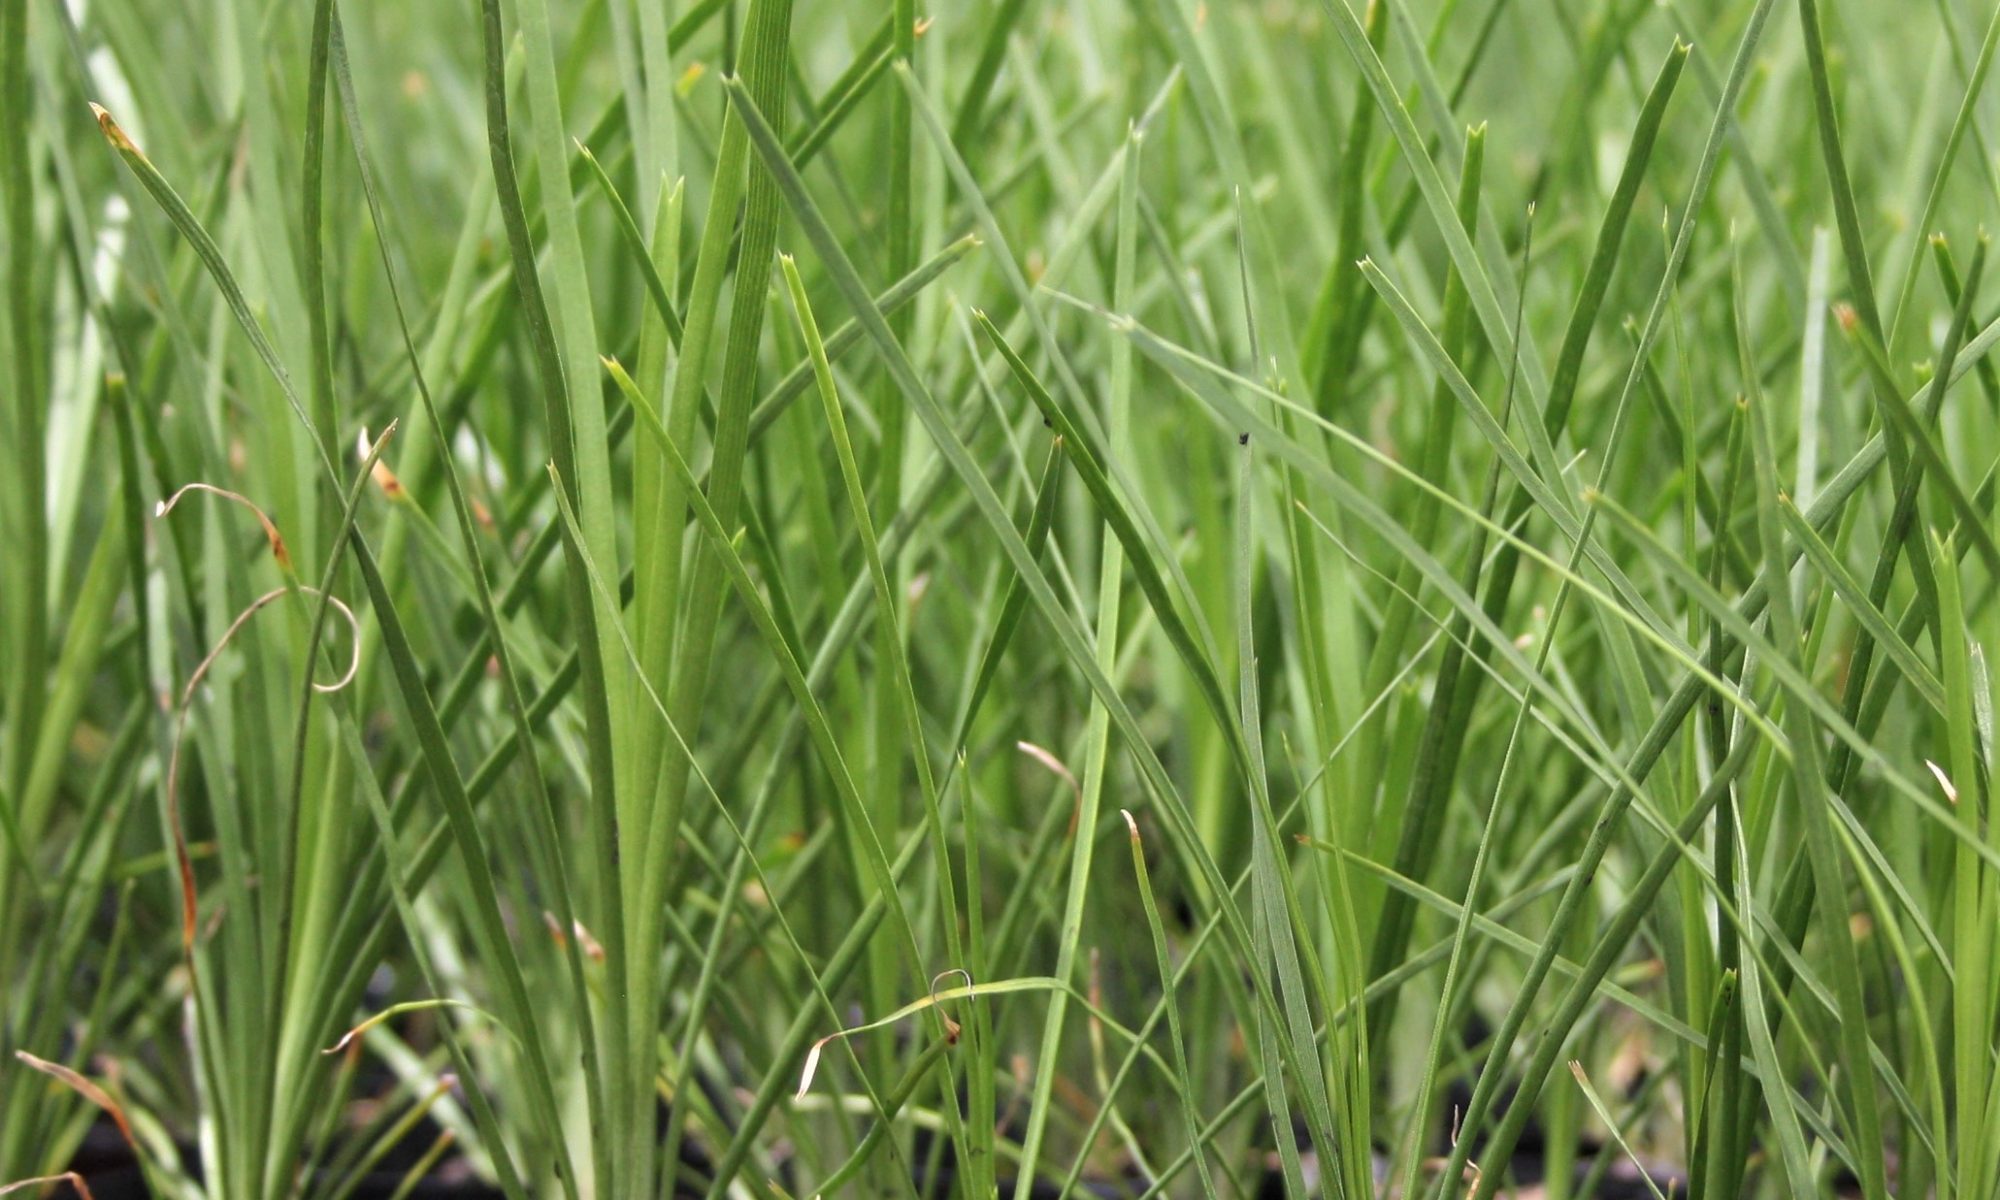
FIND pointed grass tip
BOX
[14,1051,136,1148]
[1018,741,1082,836]
[358,425,405,500]
[1120,809,1140,843]
[1925,760,1958,804]
[88,102,141,157]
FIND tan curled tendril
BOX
[0,1171,96,1199]
[154,488,363,956]
[795,968,975,1100]
[156,481,293,572]
[158,584,361,954]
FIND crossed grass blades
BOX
[5,0,2000,1197]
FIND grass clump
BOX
[4,1,2000,1197]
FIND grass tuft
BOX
[8,3,2000,1198]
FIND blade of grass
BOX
[1742,310,1889,1199]
[724,74,1345,1176]
[472,0,633,1182]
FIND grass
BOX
[4,0,2000,1197]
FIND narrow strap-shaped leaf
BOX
[318,13,612,1194]
[720,73,1335,1145]
[92,80,586,1197]
[1743,294,1890,1197]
